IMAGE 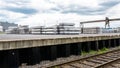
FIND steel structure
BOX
[80,17,120,33]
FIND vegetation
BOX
[82,47,108,56]
[0,32,5,34]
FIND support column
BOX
[70,43,82,55]
[114,39,117,47]
[64,44,70,57]
[57,44,70,57]
[110,39,114,47]
[40,46,57,61]
[87,42,91,52]
[31,47,41,64]
[98,40,104,49]
[90,41,98,51]
[76,43,82,55]
[95,41,99,51]
[118,38,120,46]
[102,40,105,48]
[81,42,90,52]
[116,39,119,46]
[82,42,91,52]
[108,39,111,48]
[104,40,107,48]
[3,50,19,68]
[50,46,57,60]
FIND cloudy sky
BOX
[0,0,120,27]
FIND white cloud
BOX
[29,0,56,11]
[17,13,81,27]
[0,10,26,22]
[0,0,25,8]
[16,12,105,27]
[105,3,120,27]
[50,0,101,9]
[0,0,120,28]
[106,3,120,18]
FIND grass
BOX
[82,47,109,56]
[0,32,5,34]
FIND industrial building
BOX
[0,26,3,32]
[0,21,18,32]
[5,25,29,34]
[82,27,119,34]
[18,25,30,34]
[31,23,80,35]
[5,22,120,34]
[5,26,19,34]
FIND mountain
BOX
[0,21,18,31]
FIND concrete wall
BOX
[0,38,120,67]
[0,34,120,50]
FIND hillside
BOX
[0,21,18,31]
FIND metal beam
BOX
[80,17,120,33]
[81,18,120,24]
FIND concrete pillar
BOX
[82,42,91,52]
[119,39,120,46]
[102,40,105,48]
[57,44,70,57]
[40,46,57,61]
[110,39,114,47]
[39,46,47,61]
[64,44,70,57]
[76,43,82,55]
[3,50,19,68]
[114,39,117,47]
[95,41,99,51]
[98,40,104,49]
[108,39,111,48]
[116,39,119,46]
[110,39,116,47]
[19,48,32,65]
[87,42,91,52]
[104,40,109,48]
[70,43,82,55]
[0,51,3,67]
[31,47,41,64]
[50,46,57,60]
[91,41,99,51]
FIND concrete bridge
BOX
[0,33,120,68]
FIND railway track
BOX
[43,49,120,68]
[100,59,120,68]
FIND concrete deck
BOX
[0,33,120,50]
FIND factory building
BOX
[31,23,80,35]
[5,23,120,34]
[82,27,101,34]
[31,26,45,34]
[56,23,80,34]
[5,26,19,34]
[31,26,59,35]
[117,27,120,33]
[82,27,119,34]
[0,26,3,32]
[18,25,29,34]
[5,25,29,34]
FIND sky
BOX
[0,0,120,27]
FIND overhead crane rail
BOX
[80,17,120,33]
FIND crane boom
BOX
[80,17,120,33]
[81,18,120,24]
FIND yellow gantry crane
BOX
[80,17,120,33]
